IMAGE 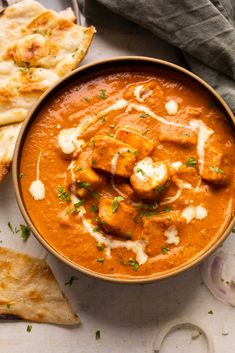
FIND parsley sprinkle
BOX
[19,224,31,241]
[78,182,91,189]
[139,113,148,118]
[96,242,104,251]
[91,160,97,166]
[101,116,106,123]
[112,196,124,213]
[128,258,139,271]
[164,207,171,213]
[20,67,29,73]
[99,89,107,99]
[97,258,104,263]
[57,187,71,203]
[208,310,213,315]
[70,200,85,214]
[65,276,78,287]
[26,325,32,332]
[7,222,14,233]
[90,190,100,199]
[83,97,90,102]
[125,233,132,240]
[134,150,139,156]
[93,226,100,232]
[19,172,24,179]
[139,209,157,218]
[136,168,145,176]
[162,247,169,254]
[96,330,101,340]
[6,304,11,309]
[186,157,197,168]
[155,185,166,193]
[232,227,235,233]
[90,204,98,213]
[209,166,224,174]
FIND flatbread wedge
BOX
[0,0,95,181]
[0,247,80,325]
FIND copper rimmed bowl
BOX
[12,56,235,283]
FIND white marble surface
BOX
[0,1,234,352]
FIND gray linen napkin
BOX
[78,0,235,113]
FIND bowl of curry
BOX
[13,57,235,283]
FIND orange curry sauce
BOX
[20,69,235,278]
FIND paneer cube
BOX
[98,197,138,237]
[201,145,232,184]
[115,127,155,160]
[91,135,137,177]
[70,149,104,197]
[130,157,169,200]
[142,211,185,256]
[159,125,197,146]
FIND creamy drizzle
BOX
[81,216,148,265]
[58,99,128,155]
[164,225,179,245]
[126,102,194,131]
[160,188,182,206]
[110,147,130,175]
[189,120,214,172]
[134,85,153,103]
[110,177,142,208]
[29,150,45,200]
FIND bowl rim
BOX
[12,55,235,284]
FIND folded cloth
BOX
[78,0,235,113]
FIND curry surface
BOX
[20,69,235,278]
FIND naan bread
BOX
[0,123,22,181]
[0,247,80,325]
[0,0,95,181]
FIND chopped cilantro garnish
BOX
[26,325,32,332]
[90,190,100,199]
[96,242,104,251]
[6,303,11,309]
[20,67,29,73]
[57,187,71,203]
[208,310,213,315]
[97,258,104,263]
[232,227,235,233]
[209,166,224,174]
[164,206,171,213]
[91,159,97,166]
[99,89,107,99]
[155,185,166,192]
[128,258,139,271]
[112,196,124,213]
[136,168,145,176]
[70,200,85,214]
[93,226,100,232]
[162,247,169,254]
[78,182,91,189]
[75,167,83,172]
[7,222,14,233]
[65,276,78,286]
[100,116,106,123]
[90,204,98,213]
[96,330,101,340]
[186,157,197,168]
[19,224,31,241]
[133,150,139,156]
[139,113,148,118]
[83,97,90,102]
[19,172,24,179]
[139,209,157,218]
[125,233,132,240]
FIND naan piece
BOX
[0,0,95,181]
[0,123,22,181]
[0,247,80,325]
